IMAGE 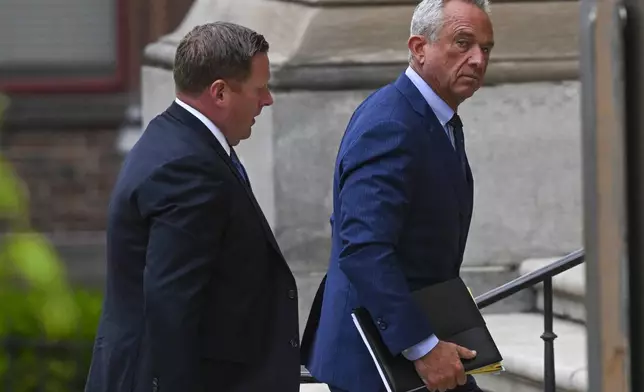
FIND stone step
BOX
[476,313,587,392]
[519,258,586,322]
[300,385,330,392]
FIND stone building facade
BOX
[2,0,583,294]
[137,0,583,318]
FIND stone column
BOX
[139,0,583,316]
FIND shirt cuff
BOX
[401,334,439,361]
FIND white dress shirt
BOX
[404,66,457,149]
[174,98,230,156]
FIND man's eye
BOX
[456,40,468,48]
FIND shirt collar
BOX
[404,66,455,127]
[174,97,231,155]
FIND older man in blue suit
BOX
[301,0,495,391]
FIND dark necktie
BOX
[448,114,467,177]
[230,148,250,186]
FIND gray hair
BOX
[410,0,491,42]
[173,22,269,95]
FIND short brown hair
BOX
[173,22,269,95]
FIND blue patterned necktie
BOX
[230,148,250,186]
[448,113,467,177]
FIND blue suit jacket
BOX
[302,73,475,391]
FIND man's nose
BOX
[468,47,486,68]
[264,91,274,107]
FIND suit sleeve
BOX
[136,156,231,391]
[337,121,433,356]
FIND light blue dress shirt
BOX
[404,66,457,148]
[400,66,458,362]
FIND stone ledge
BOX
[143,0,580,89]
[269,58,578,90]
[288,0,578,4]
[300,385,330,391]
[477,313,587,392]
[464,264,535,314]
[145,55,578,91]
[537,291,586,322]
[519,258,586,321]
[519,258,586,297]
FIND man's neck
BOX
[175,93,229,133]
[174,95,233,154]
[409,63,459,111]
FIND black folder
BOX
[351,277,503,392]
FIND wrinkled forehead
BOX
[441,2,494,40]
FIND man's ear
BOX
[209,80,227,104]
[408,35,428,65]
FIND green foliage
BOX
[0,94,103,390]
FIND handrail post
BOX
[541,277,557,392]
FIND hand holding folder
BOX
[351,277,504,392]
[412,340,477,391]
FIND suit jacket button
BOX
[376,318,388,330]
[290,338,299,348]
[288,289,297,299]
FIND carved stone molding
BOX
[144,0,580,88]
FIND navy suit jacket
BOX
[302,73,475,391]
[85,102,300,392]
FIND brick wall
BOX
[1,127,123,233]
[0,0,193,234]
[0,0,194,286]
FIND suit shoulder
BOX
[345,86,416,136]
[113,125,224,211]
[135,111,197,154]
[125,112,217,176]
[338,119,417,170]
[340,86,417,147]
[357,83,411,117]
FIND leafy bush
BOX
[0,95,103,391]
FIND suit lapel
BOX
[220,153,285,260]
[394,74,472,213]
[166,102,285,259]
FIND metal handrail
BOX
[475,248,585,392]
[300,249,586,390]
[475,248,585,309]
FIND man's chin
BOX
[241,128,252,140]
[456,84,480,100]
[228,129,251,146]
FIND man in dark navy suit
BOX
[301,0,495,391]
[85,22,300,392]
